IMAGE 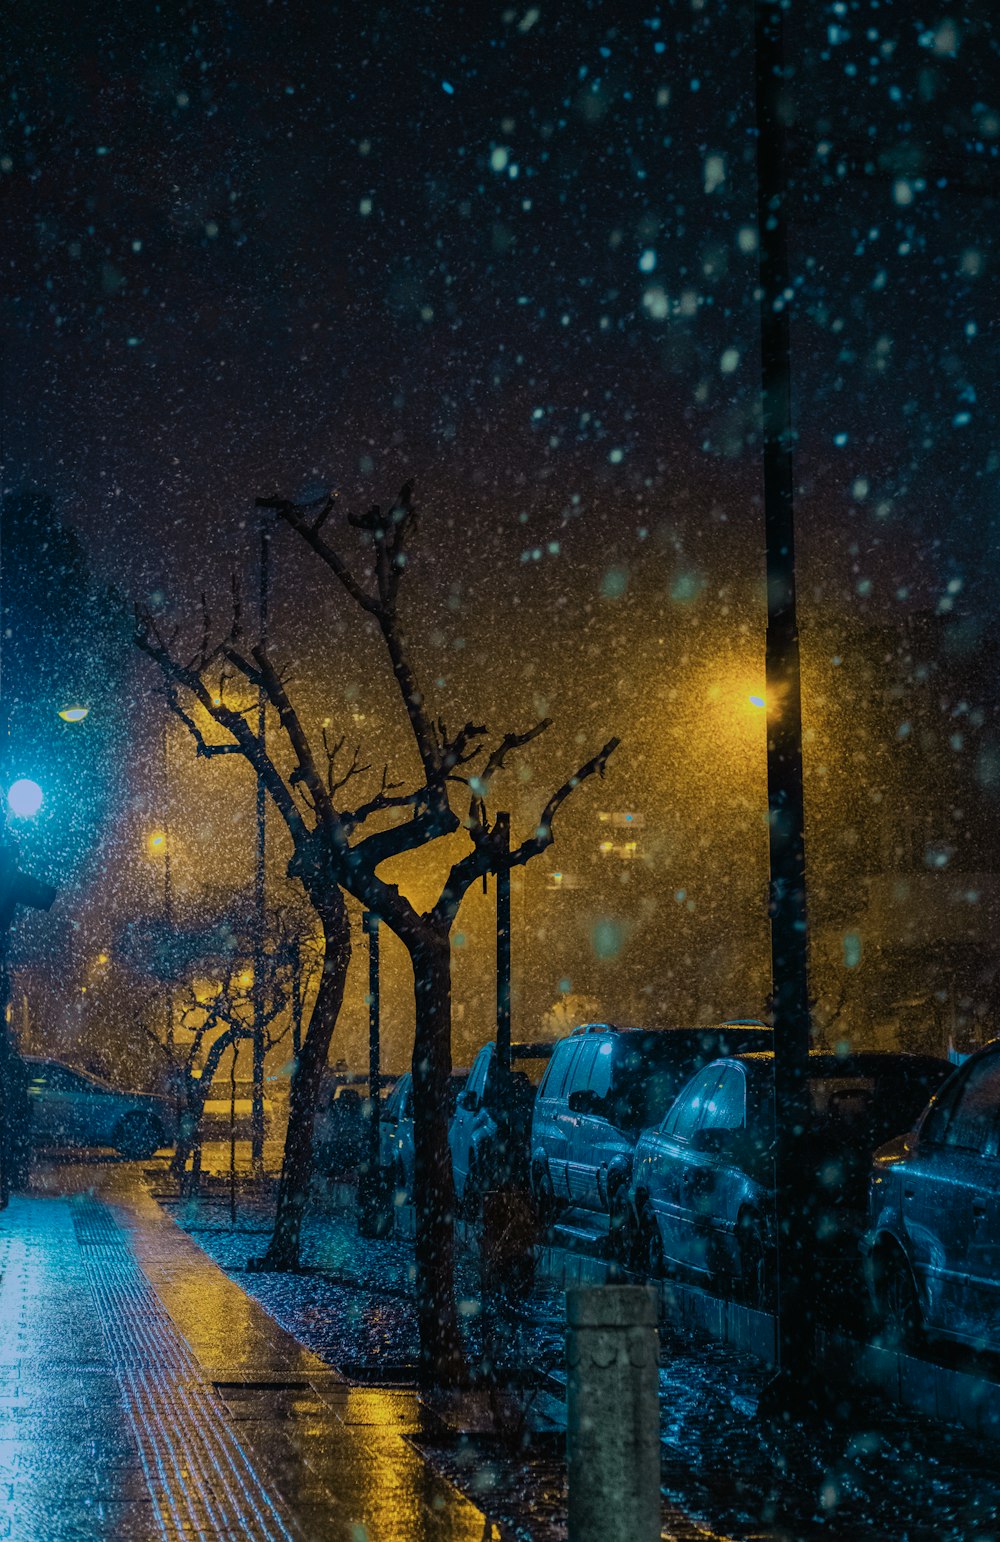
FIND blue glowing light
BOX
[7,779,43,818]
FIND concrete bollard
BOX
[565,1284,660,1542]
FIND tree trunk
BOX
[411,929,467,1388]
[257,890,350,1270]
[173,1032,238,1192]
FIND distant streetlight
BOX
[57,705,90,723]
[148,830,167,853]
[748,694,766,710]
[7,779,43,819]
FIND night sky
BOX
[5,0,996,605]
[4,0,999,1062]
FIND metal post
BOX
[495,811,511,1072]
[566,1285,660,1542]
[251,518,270,1176]
[754,0,813,1387]
[359,910,386,1235]
[162,722,175,1055]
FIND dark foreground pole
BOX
[495,812,511,1073]
[251,516,271,1177]
[754,0,814,1394]
[359,911,389,1235]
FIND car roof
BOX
[568,1022,773,1040]
[730,1050,951,1076]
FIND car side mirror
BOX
[568,1089,605,1117]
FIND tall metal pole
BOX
[754,0,814,1388]
[251,518,270,1175]
[162,721,175,1055]
[360,910,385,1234]
[495,812,511,1072]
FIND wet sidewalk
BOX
[0,1168,493,1542]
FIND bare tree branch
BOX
[430,735,620,929]
[257,494,379,616]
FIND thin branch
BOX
[251,645,338,835]
[430,735,620,929]
[258,494,379,616]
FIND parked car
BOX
[866,1039,1000,1352]
[381,1069,468,1196]
[26,1056,174,1159]
[315,1072,400,1176]
[629,1050,951,1304]
[530,1022,774,1229]
[449,1041,551,1216]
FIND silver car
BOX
[26,1057,173,1159]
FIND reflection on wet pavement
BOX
[0,1165,493,1541]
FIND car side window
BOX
[590,1040,614,1099]
[939,1054,1000,1154]
[40,1065,80,1093]
[541,1040,578,1101]
[661,1067,720,1141]
[702,1066,746,1131]
[568,1039,599,1095]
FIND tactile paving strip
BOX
[72,1195,301,1541]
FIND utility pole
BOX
[754,0,814,1394]
[162,722,175,1055]
[495,811,511,1073]
[359,910,387,1236]
[251,517,270,1176]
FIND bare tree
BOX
[145,917,301,1194]
[258,481,620,1385]
[138,481,618,1385]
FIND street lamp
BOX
[57,705,90,723]
[6,779,43,819]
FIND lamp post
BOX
[754,0,814,1397]
[250,518,270,1176]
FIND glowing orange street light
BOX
[58,705,90,723]
[749,694,766,710]
[147,831,167,853]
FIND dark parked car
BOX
[866,1039,1000,1352]
[449,1041,551,1216]
[629,1050,951,1304]
[381,1069,468,1196]
[314,1072,398,1176]
[26,1056,173,1159]
[529,1022,774,1230]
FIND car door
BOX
[564,1039,600,1205]
[28,1063,90,1146]
[903,1050,1000,1340]
[649,1066,723,1271]
[587,1037,631,1212]
[533,1039,580,1197]
[450,1047,490,1197]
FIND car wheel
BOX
[874,1248,923,1350]
[736,1212,769,1309]
[115,1113,165,1161]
